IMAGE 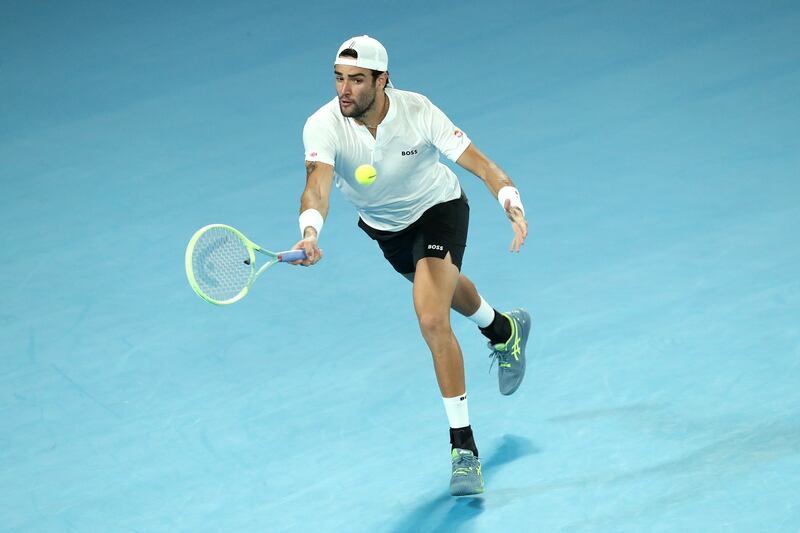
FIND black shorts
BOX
[358,193,469,275]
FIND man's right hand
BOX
[291,231,323,266]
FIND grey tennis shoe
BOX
[450,448,484,496]
[489,309,531,395]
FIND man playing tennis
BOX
[292,35,531,496]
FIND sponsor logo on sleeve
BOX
[454,129,463,138]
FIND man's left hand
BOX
[504,199,528,252]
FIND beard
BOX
[339,90,376,120]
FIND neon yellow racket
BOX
[185,224,306,305]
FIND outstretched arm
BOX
[292,160,334,266]
[456,143,528,252]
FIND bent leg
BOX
[412,255,465,398]
[403,271,482,318]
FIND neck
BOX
[357,91,388,129]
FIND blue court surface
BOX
[2,1,799,531]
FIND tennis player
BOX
[292,35,531,496]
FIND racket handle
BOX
[277,249,308,262]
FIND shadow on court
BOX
[389,434,540,533]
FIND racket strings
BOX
[191,227,252,302]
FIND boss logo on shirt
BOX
[427,244,444,251]
[401,149,418,156]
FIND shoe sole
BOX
[451,484,485,496]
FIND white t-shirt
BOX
[303,88,472,231]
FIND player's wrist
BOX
[299,208,324,238]
[497,186,525,217]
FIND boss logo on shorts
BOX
[401,149,418,156]
[427,244,444,251]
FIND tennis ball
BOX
[355,164,377,186]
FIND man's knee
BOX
[417,311,451,339]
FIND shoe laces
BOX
[452,452,480,476]
[488,315,520,371]
[488,342,509,372]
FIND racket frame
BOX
[185,223,302,305]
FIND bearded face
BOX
[335,65,380,120]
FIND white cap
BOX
[334,35,389,71]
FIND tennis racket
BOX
[185,224,307,305]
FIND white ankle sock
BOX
[443,393,470,428]
[467,296,494,328]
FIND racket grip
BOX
[278,249,308,262]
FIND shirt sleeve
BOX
[422,96,472,162]
[303,114,336,167]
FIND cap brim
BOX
[334,57,388,71]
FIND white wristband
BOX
[497,186,525,216]
[299,208,324,238]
